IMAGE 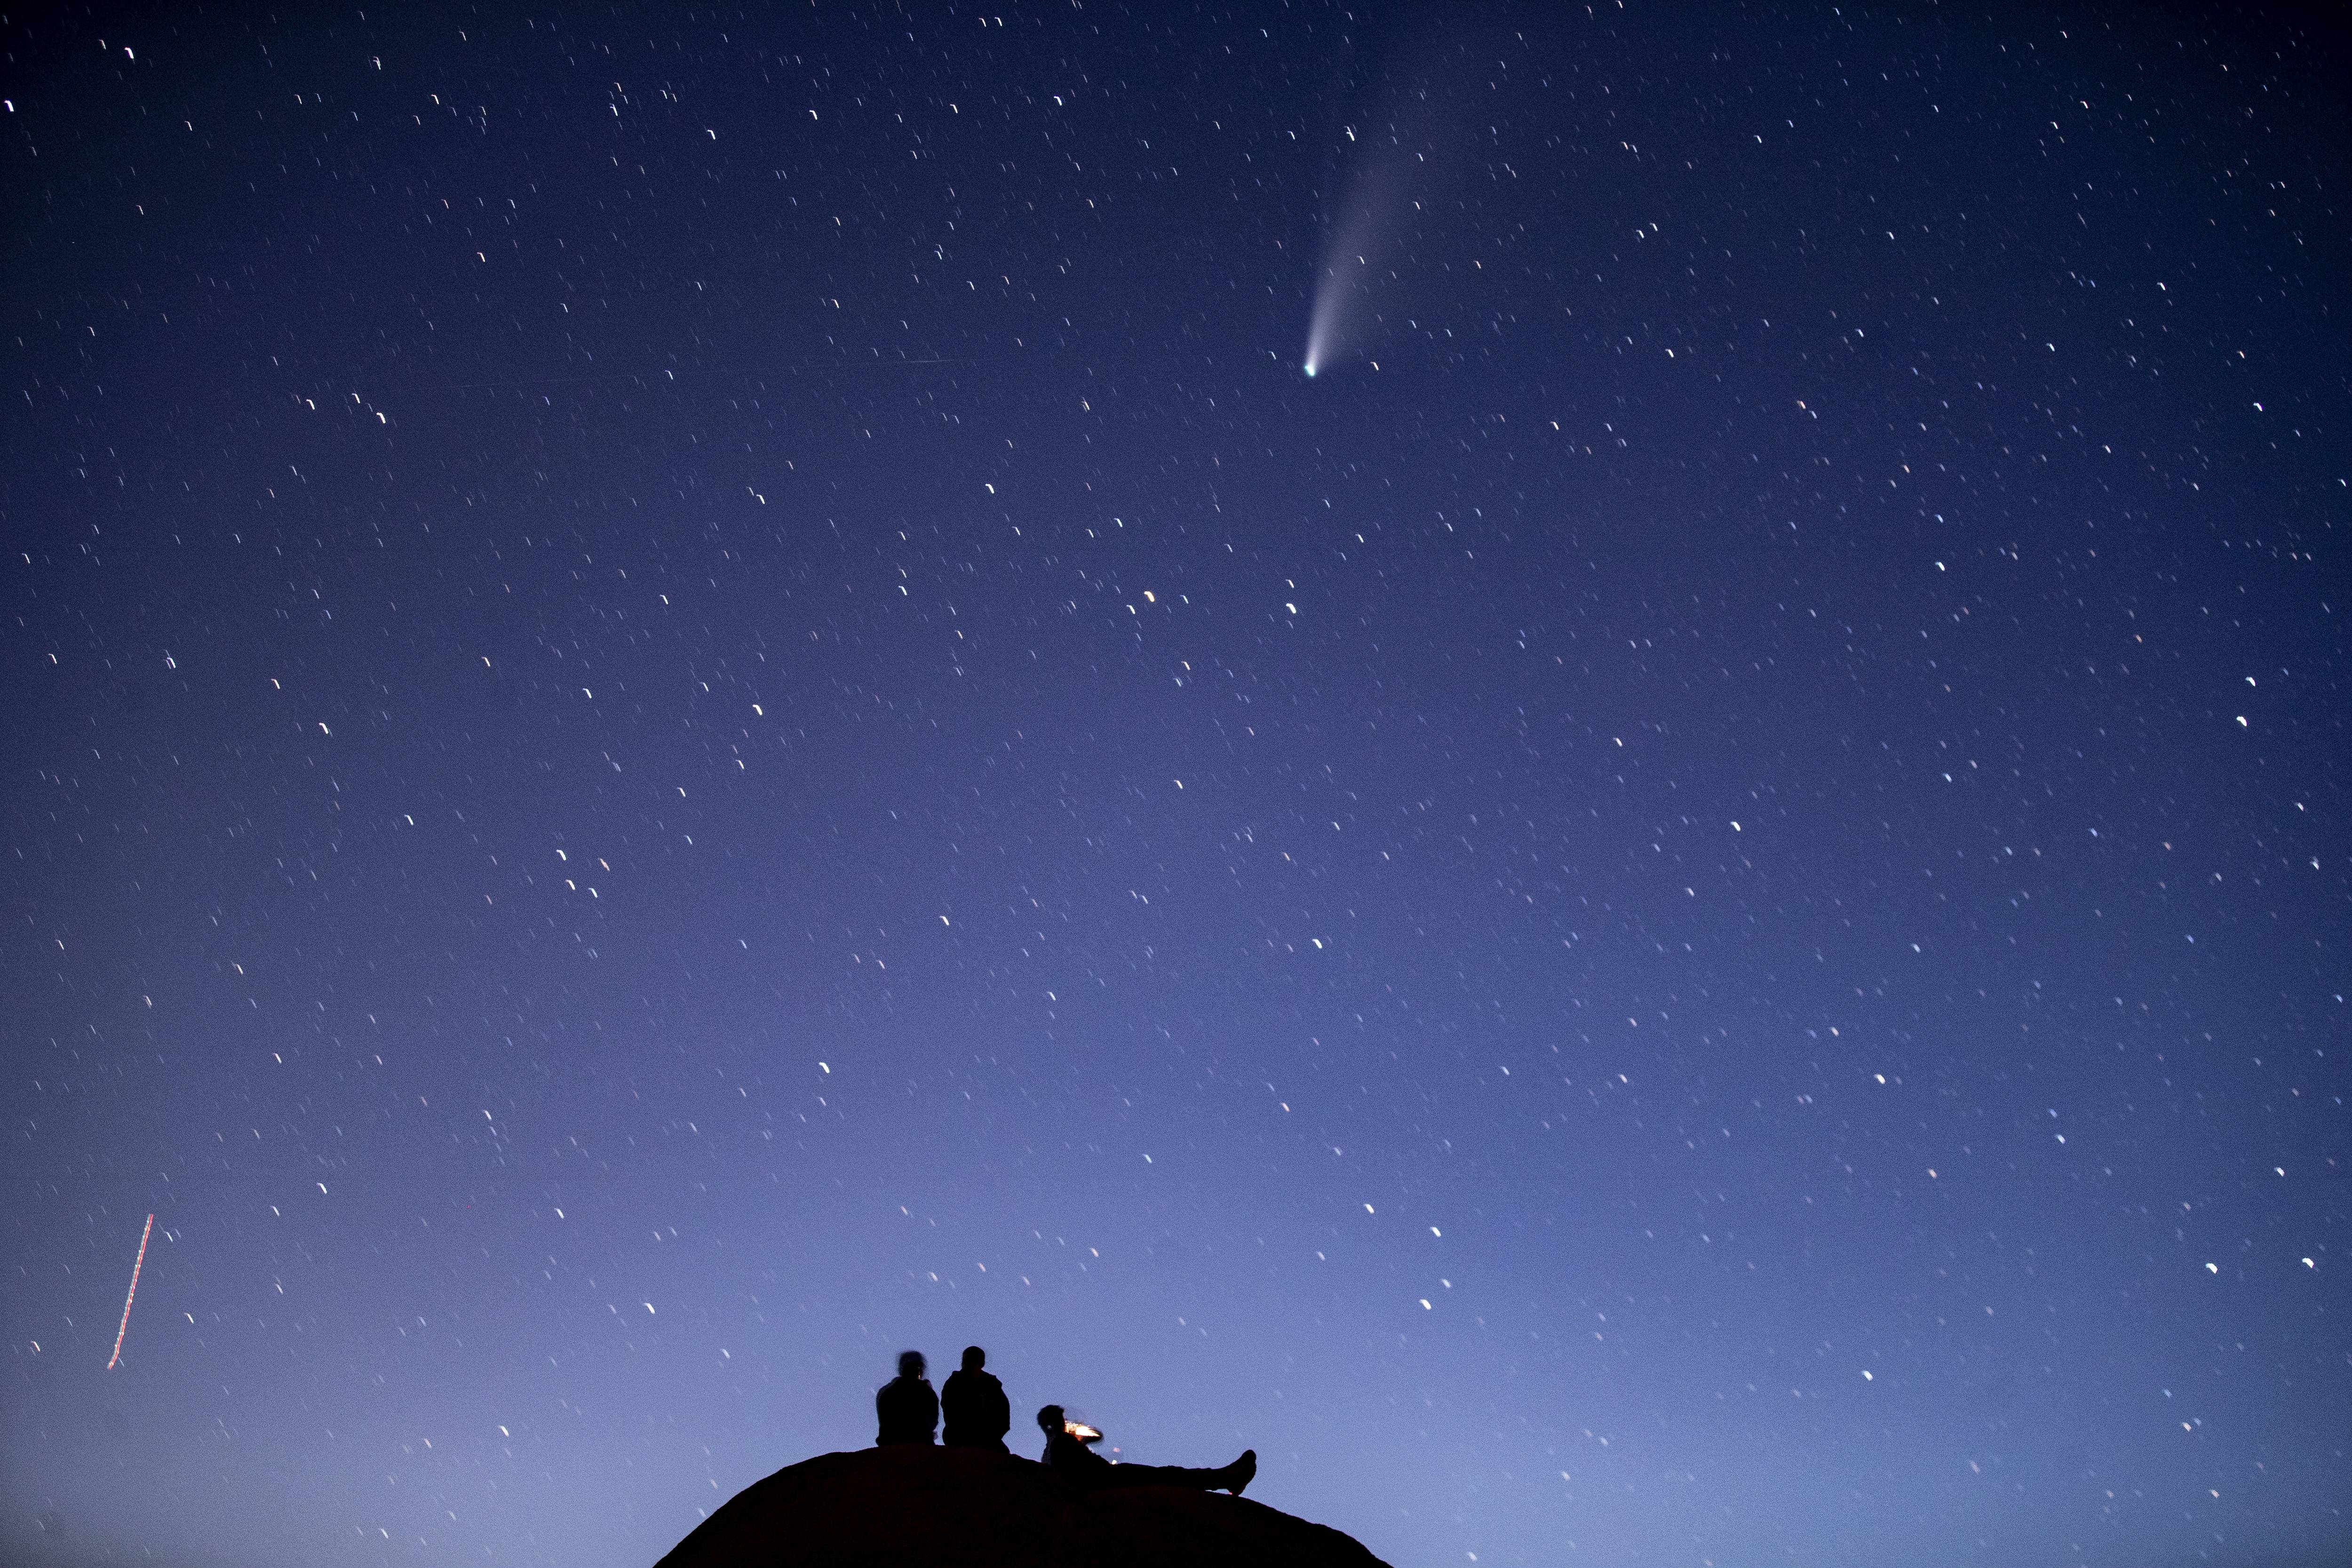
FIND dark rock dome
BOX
[655,1443,1391,1568]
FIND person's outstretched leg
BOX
[1087,1463,1209,1490]
[1087,1458,1252,1493]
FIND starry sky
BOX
[5,4,2346,1566]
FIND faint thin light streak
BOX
[106,1214,154,1371]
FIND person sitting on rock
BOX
[1035,1404,1255,1495]
[942,1345,1011,1451]
[875,1350,938,1445]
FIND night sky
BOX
[5,4,2346,1566]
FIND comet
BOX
[1301,190,1385,378]
[1301,19,1530,379]
[106,1214,153,1370]
[1301,49,1439,379]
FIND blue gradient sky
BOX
[5,4,2345,1566]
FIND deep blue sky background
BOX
[5,4,2345,1566]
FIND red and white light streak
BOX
[106,1214,154,1370]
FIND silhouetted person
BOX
[1035,1404,1255,1495]
[875,1350,938,1445]
[942,1345,1011,1451]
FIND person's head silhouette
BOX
[898,1350,927,1379]
[1035,1404,1063,1435]
[961,1345,986,1372]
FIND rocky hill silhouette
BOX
[655,1443,1393,1568]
